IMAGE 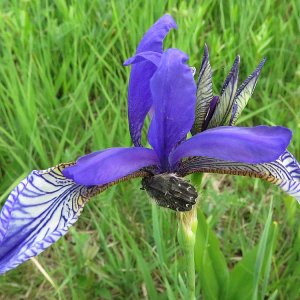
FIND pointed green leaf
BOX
[226,204,277,300]
[195,210,229,299]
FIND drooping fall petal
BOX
[0,164,150,274]
[63,147,159,185]
[169,125,292,168]
[177,151,300,203]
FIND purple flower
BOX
[0,14,299,275]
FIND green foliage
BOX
[227,202,278,300]
[195,209,229,299]
[0,0,299,299]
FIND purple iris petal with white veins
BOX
[0,165,91,274]
[0,163,150,274]
[127,14,177,146]
[1,14,300,276]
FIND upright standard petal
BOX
[147,48,197,170]
[177,151,300,203]
[169,125,292,168]
[127,14,177,146]
[124,51,162,67]
[62,147,159,186]
[230,58,266,125]
[206,56,240,129]
[191,44,213,135]
[202,96,219,131]
[0,163,150,274]
[135,14,177,53]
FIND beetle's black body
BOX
[141,173,198,211]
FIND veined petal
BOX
[62,147,159,185]
[177,151,300,203]
[148,48,196,170]
[0,164,149,274]
[126,14,177,146]
[202,96,219,131]
[206,56,240,129]
[230,58,266,125]
[191,44,213,135]
[0,164,88,274]
[169,125,292,168]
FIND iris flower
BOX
[0,14,299,275]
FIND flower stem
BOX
[178,208,197,300]
[177,173,202,300]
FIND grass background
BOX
[0,0,299,299]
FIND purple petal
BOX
[169,125,292,168]
[0,163,152,275]
[62,147,159,185]
[126,14,177,146]
[124,51,162,67]
[0,164,92,274]
[136,14,177,53]
[148,48,197,170]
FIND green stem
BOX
[178,209,197,300]
[177,173,202,300]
